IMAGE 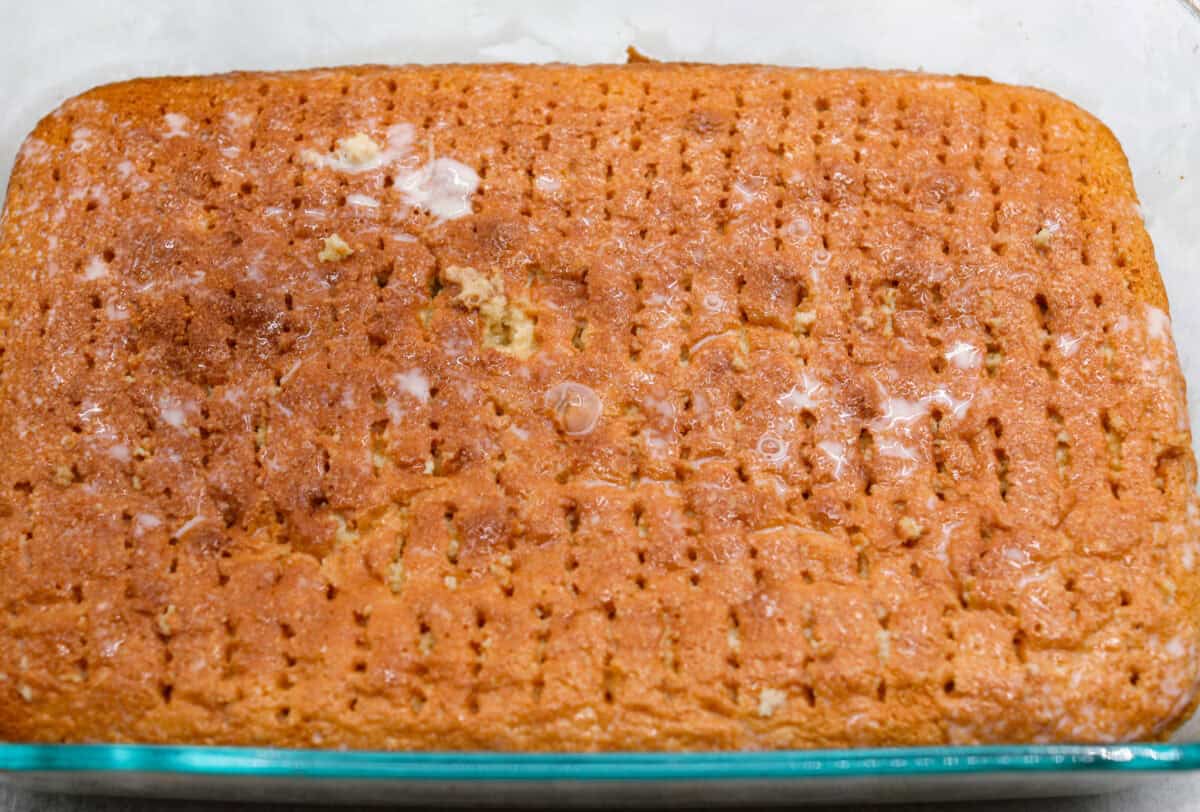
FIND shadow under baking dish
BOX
[1,742,1199,805]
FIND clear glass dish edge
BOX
[2,742,1199,780]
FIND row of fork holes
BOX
[46,76,1152,710]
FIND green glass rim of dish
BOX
[1,743,1199,780]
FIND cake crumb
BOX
[1033,222,1059,249]
[333,513,360,545]
[758,688,787,718]
[387,561,405,594]
[877,629,891,664]
[336,133,382,166]
[157,604,178,637]
[793,309,817,336]
[985,350,1003,374]
[897,517,925,541]
[302,133,382,170]
[319,234,354,262]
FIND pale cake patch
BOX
[442,265,536,359]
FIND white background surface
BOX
[1,1,1198,809]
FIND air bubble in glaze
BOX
[545,382,602,436]
[783,217,812,241]
[757,433,790,466]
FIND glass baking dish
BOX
[1,0,1197,804]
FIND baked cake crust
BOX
[0,64,1197,749]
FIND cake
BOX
[0,62,1197,749]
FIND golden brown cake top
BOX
[0,63,1197,749]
